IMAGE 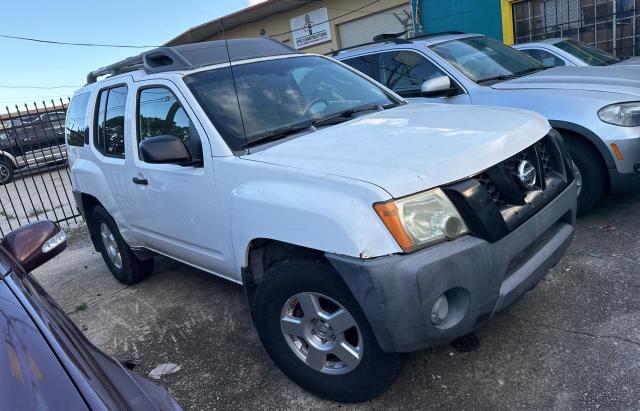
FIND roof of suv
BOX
[86,37,299,84]
[332,32,479,58]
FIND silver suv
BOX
[336,32,640,213]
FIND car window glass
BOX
[65,93,90,147]
[377,51,445,97]
[94,85,127,157]
[137,87,203,162]
[431,36,544,83]
[341,54,377,79]
[555,39,619,66]
[520,49,565,67]
[185,56,395,151]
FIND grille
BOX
[536,139,552,179]
[475,135,563,211]
[443,133,571,242]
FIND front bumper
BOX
[604,134,640,193]
[327,180,577,353]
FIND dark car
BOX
[0,111,68,185]
[0,220,181,410]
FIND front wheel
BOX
[565,138,606,214]
[252,256,406,402]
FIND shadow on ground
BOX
[33,192,640,410]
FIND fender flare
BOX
[549,120,615,169]
[0,150,19,168]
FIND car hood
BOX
[492,66,640,96]
[244,104,550,198]
[614,56,640,67]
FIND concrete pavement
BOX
[33,192,640,410]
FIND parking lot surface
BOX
[33,192,640,410]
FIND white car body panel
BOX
[68,52,551,283]
[246,103,550,198]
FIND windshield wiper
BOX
[476,74,518,84]
[312,103,388,127]
[514,66,548,77]
[242,123,315,149]
[242,102,401,149]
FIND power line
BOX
[0,33,159,48]
[0,85,80,89]
[269,0,385,38]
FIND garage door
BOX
[338,5,413,48]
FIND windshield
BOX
[555,39,620,66]
[430,36,545,83]
[185,55,398,150]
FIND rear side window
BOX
[94,85,128,158]
[520,49,565,67]
[137,87,202,162]
[65,93,90,147]
[378,51,446,97]
[341,55,377,79]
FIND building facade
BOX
[416,0,640,57]
[167,0,640,58]
[167,0,414,54]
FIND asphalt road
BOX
[33,192,640,410]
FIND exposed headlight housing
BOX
[598,102,640,127]
[374,188,469,253]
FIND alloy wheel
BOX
[100,222,123,269]
[0,164,10,184]
[280,292,363,375]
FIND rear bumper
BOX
[327,180,577,353]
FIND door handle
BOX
[132,177,148,185]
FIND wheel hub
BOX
[312,319,334,341]
[100,223,123,269]
[280,292,363,375]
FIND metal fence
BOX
[0,99,81,236]
[513,0,640,57]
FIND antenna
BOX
[220,18,249,149]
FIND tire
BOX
[565,138,606,215]
[0,158,14,185]
[253,255,406,402]
[90,205,153,285]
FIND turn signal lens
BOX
[373,201,414,252]
[611,143,623,161]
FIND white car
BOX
[67,38,577,401]
[513,38,640,68]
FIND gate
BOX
[0,99,81,236]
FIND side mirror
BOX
[421,76,459,98]
[1,221,66,272]
[139,135,192,165]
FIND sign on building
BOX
[290,8,332,49]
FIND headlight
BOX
[374,188,468,253]
[598,102,640,127]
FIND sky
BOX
[0,0,267,109]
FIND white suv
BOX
[67,38,577,401]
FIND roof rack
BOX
[330,31,468,57]
[411,31,467,40]
[86,37,299,84]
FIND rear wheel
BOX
[565,138,606,214]
[90,205,153,284]
[0,158,14,185]
[252,255,406,402]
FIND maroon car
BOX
[0,221,181,410]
